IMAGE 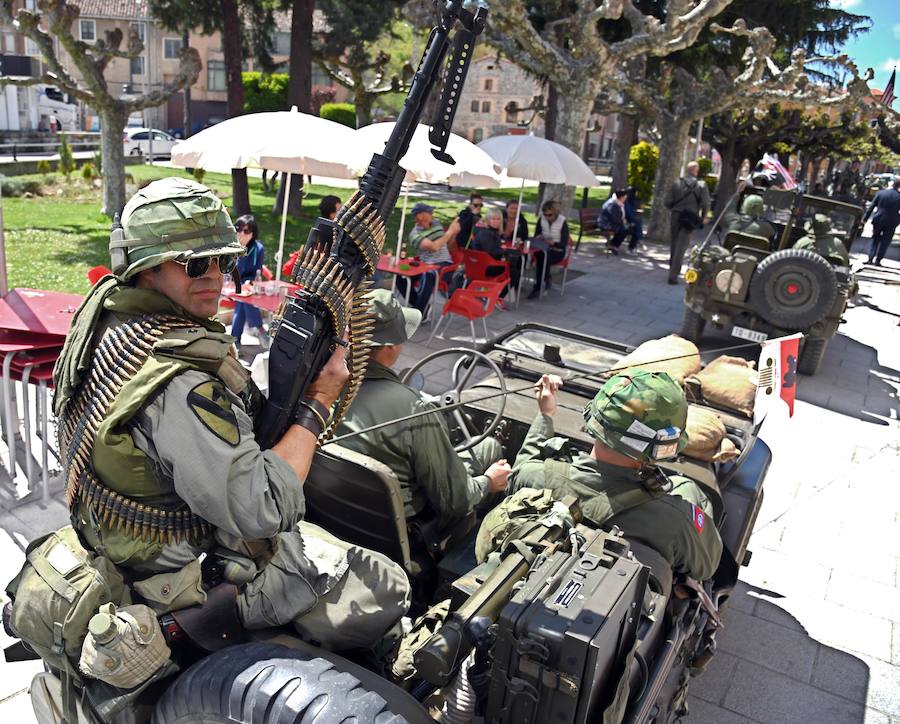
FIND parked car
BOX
[122,128,177,159]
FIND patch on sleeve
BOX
[187,380,240,447]
[691,504,705,534]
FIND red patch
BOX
[692,505,705,534]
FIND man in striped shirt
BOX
[398,203,459,318]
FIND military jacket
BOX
[794,234,849,266]
[69,287,304,572]
[723,213,776,242]
[334,361,487,523]
[510,414,723,581]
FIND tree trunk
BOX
[182,29,192,139]
[222,0,249,215]
[611,113,636,190]
[713,134,740,216]
[275,0,314,221]
[100,106,128,217]
[542,87,593,215]
[355,91,373,128]
[648,117,691,241]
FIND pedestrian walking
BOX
[863,178,900,266]
[665,161,710,284]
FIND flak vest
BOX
[60,301,259,567]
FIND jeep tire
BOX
[152,643,411,724]
[798,336,828,376]
[678,308,706,342]
[749,249,837,330]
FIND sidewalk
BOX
[0,233,897,722]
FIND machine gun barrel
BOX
[254,0,485,450]
[414,496,582,687]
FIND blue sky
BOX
[831,0,900,97]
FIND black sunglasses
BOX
[173,254,237,278]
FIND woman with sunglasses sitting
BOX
[232,214,269,353]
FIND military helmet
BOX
[740,194,764,217]
[806,213,832,237]
[583,370,688,463]
[111,177,243,280]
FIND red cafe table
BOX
[377,254,440,306]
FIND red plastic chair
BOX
[461,250,510,286]
[557,239,575,295]
[428,280,506,345]
[87,265,112,286]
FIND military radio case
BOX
[485,529,649,724]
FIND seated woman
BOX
[281,195,342,279]
[501,199,529,244]
[471,207,521,294]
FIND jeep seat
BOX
[305,444,414,575]
[722,230,770,252]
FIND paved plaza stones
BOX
[0,228,897,722]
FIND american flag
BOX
[882,68,896,108]
[761,152,797,190]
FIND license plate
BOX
[731,325,768,343]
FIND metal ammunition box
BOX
[485,530,649,724]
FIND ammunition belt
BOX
[59,313,211,545]
[285,191,383,441]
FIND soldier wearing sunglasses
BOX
[50,177,411,653]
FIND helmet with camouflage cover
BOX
[110,177,243,280]
[583,370,688,463]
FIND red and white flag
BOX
[881,68,896,108]
[754,333,803,425]
[761,153,797,190]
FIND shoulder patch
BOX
[691,504,705,534]
[187,380,240,447]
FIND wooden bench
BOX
[575,207,614,252]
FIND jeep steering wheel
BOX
[401,348,507,453]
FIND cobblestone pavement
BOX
[0,227,897,722]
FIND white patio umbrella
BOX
[477,134,599,248]
[354,122,503,261]
[170,107,366,281]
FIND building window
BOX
[208,59,226,92]
[3,32,17,53]
[470,99,479,113]
[484,78,493,91]
[273,31,290,56]
[472,128,484,143]
[481,100,491,113]
[130,55,144,76]
[163,37,183,59]
[311,64,333,87]
[505,107,518,123]
[129,21,145,42]
[24,0,35,9]
[25,37,40,57]
[79,19,95,42]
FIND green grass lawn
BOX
[1,164,611,295]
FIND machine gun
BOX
[254,0,487,449]
[413,496,582,687]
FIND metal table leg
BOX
[21,366,33,490]
[39,379,49,507]
[2,352,18,479]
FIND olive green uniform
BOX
[335,361,502,524]
[794,233,850,266]
[723,214,776,242]
[510,413,722,580]
[66,288,409,651]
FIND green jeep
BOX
[679,187,862,375]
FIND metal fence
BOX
[0,132,102,161]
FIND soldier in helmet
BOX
[721,194,776,243]
[794,213,850,266]
[508,370,722,580]
[51,178,410,651]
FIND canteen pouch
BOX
[5,526,127,672]
[79,604,171,689]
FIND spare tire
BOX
[749,248,837,329]
[153,643,414,724]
